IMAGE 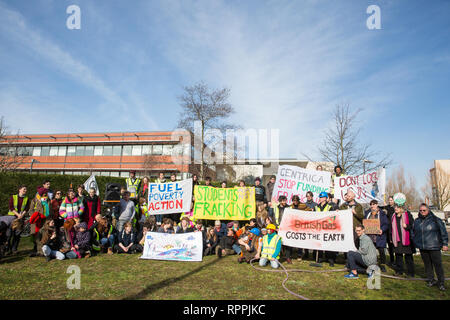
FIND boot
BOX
[107,247,113,255]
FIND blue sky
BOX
[0,0,449,189]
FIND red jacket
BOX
[30,211,46,233]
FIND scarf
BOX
[41,199,50,217]
[391,211,410,247]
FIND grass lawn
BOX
[1,237,449,300]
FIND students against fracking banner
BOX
[271,165,331,205]
[278,208,357,252]
[193,185,256,220]
[140,231,203,262]
[334,168,386,204]
[147,178,192,214]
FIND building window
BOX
[75,146,85,156]
[58,146,67,156]
[113,145,122,156]
[162,145,173,155]
[122,145,132,156]
[94,146,103,156]
[103,146,113,156]
[85,146,94,156]
[132,145,142,156]
[49,146,58,156]
[41,146,50,157]
[66,146,75,156]
[120,171,128,177]
[142,145,151,155]
[110,172,120,177]
[153,145,162,155]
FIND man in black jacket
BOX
[413,204,448,291]
[254,177,267,203]
[216,228,236,257]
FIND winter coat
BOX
[59,197,84,220]
[83,195,101,229]
[254,185,266,202]
[176,226,194,234]
[413,211,448,251]
[157,227,174,234]
[40,226,61,251]
[74,228,91,250]
[358,234,378,267]
[391,211,415,254]
[118,229,136,247]
[266,181,275,202]
[339,201,364,227]
[218,235,235,250]
[59,227,74,252]
[214,223,227,241]
[364,209,389,248]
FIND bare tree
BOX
[0,116,27,173]
[430,162,450,211]
[309,104,392,175]
[386,165,421,210]
[177,82,238,180]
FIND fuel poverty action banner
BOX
[147,178,192,215]
[278,208,357,252]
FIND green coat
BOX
[339,201,364,228]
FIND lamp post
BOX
[30,159,39,173]
[362,159,373,175]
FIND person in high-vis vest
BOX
[330,165,345,199]
[126,170,141,205]
[269,195,288,227]
[7,185,30,254]
[91,216,115,255]
[255,224,282,269]
[315,192,337,266]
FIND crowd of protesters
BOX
[0,166,448,291]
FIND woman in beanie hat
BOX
[69,222,91,258]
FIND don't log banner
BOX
[278,208,357,252]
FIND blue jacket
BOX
[413,212,448,251]
[364,209,389,248]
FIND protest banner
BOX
[147,178,192,215]
[363,219,381,235]
[271,165,331,204]
[278,208,357,252]
[193,185,256,220]
[83,174,99,196]
[140,231,203,262]
[334,168,386,204]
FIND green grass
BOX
[0,238,449,300]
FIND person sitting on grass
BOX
[136,222,151,253]
[176,217,194,233]
[204,227,219,256]
[91,216,115,255]
[158,218,175,234]
[344,225,378,279]
[114,222,137,254]
[143,215,159,232]
[40,219,65,261]
[60,218,76,258]
[255,224,282,269]
[238,227,262,264]
[216,228,237,258]
[68,222,91,259]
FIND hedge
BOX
[0,173,234,216]
[0,172,124,216]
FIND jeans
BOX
[100,235,115,248]
[259,257,280,269]
[420,249,444,286]
[66,251,79,259]
[42,245,65,260]
[232,243,241,255]
[346,251,367,273]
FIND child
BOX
[70,222,91,258]
[158,218,175,234]
[114,222,136,254]
[204,227,218,256]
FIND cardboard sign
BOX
[363,219,381,235]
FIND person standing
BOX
[116,191,136,233]
[83,188,101,230]
[315,192,337,266]
[76,185,86,204]
[254,177,266,203]
[59,189,84,222]
[339,189,364,249]
[390,193,415,277]
[266,175,276,206]
[50,190,64,229]
[380,196,396,267]
[364,200,389,272]
[413,203,448,291]
[269,195,291,263]
[140,176,150,201]
[155,172,166,184]
[304,191,317,210]
[28,188,52,257]
[7,185,29,254]
[126,170,141,205]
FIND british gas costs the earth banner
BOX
[278,209,357,252]
[193,185,256,220]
